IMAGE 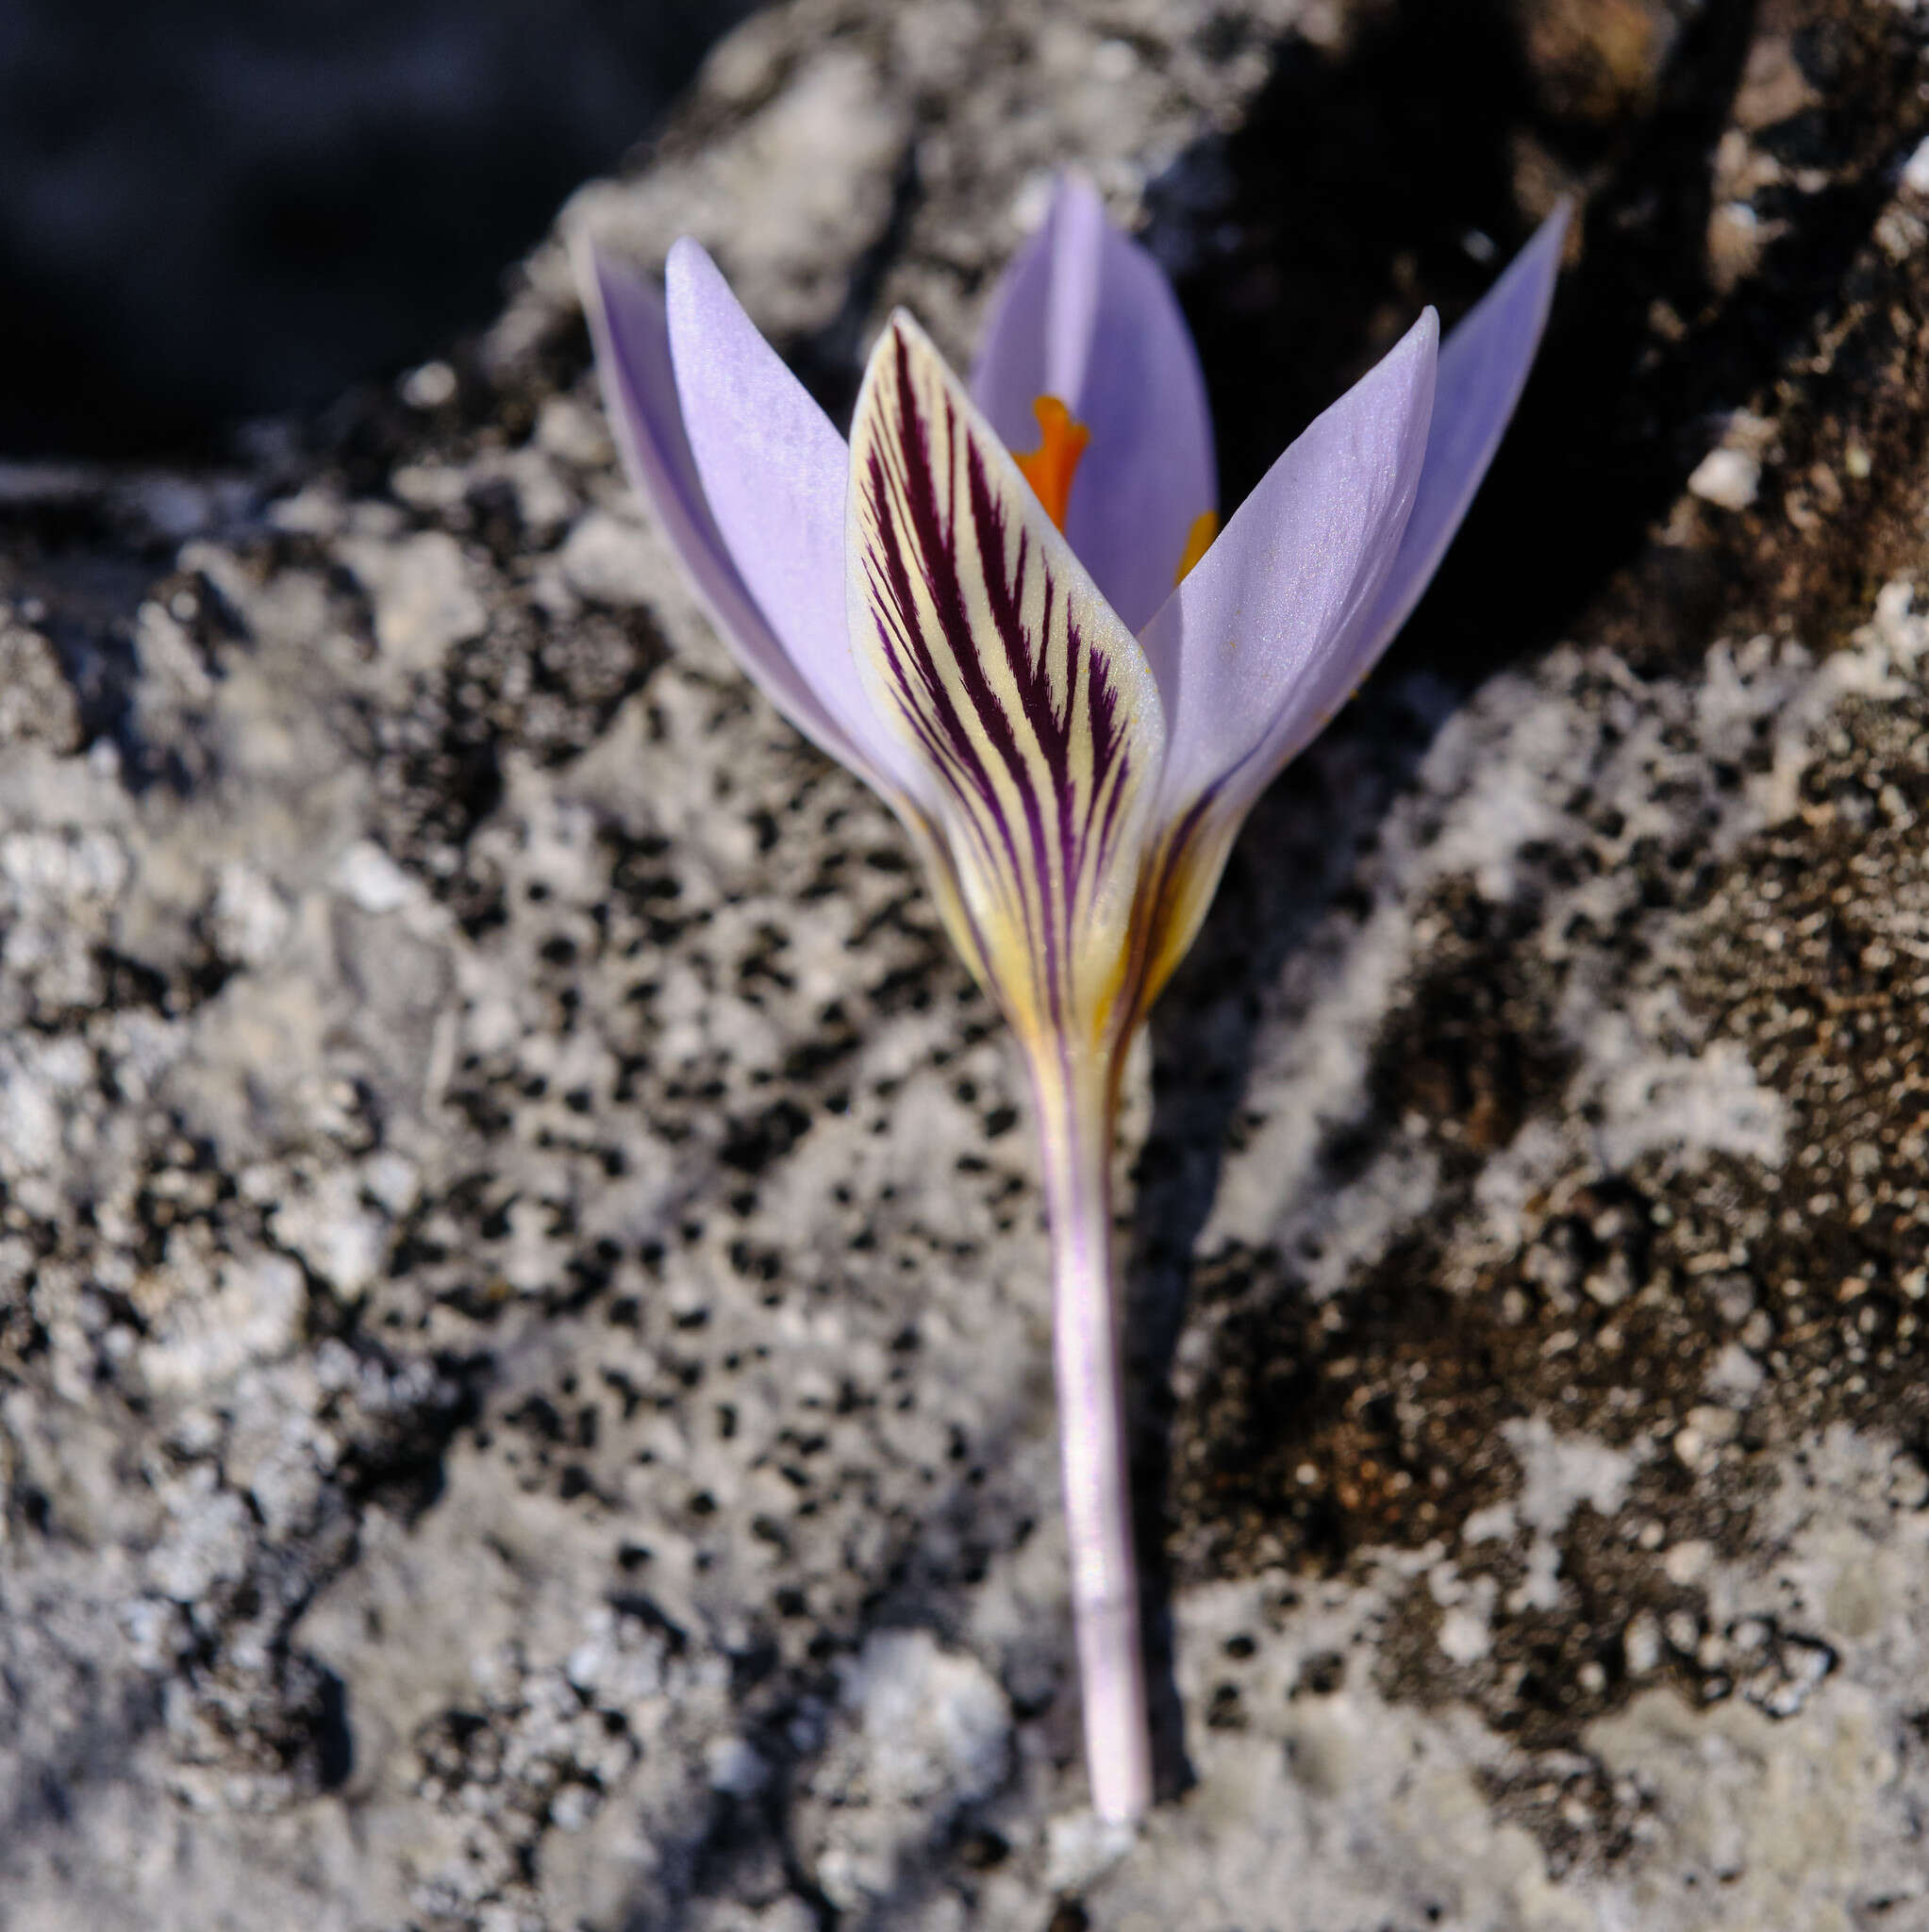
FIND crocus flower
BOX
[576,178,1566,1824]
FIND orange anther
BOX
[1174,509,1219,584]
[1014,394,1090,531]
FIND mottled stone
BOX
[6,0,1929,1927]
[341,529,490,674]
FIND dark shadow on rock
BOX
[0,0,768,458]
[1407,0,1929,684]
[790,141,925,429]
[0,1682,166,1873]
[1118,0,1929,1793]
[313,1666,356,1791]
[1125,678,1451,1801]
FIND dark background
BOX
[0,0,759,459]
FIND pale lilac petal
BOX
[663,238,931,806]
[1140,309,1438,825]
[971,177,1216,634]
[1277,203,1571,758]
[1064,232,1218,635]
[971,179,1101,451]
[576,241,869,774]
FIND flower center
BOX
[1015,394,1218,587]
[1013,394,1090,531]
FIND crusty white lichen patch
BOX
[1061,1420,1929,1932]
[1206,586,1926,1271]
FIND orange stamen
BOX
[1014,394,1090,531]
[1174,509,1219,584]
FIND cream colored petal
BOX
[846,311,1166,1055]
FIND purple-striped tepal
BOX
[578,178,1566,1826]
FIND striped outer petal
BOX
[848,311,1167,1055]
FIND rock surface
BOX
[5,0,1929,1927]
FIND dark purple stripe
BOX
[957,427,1070,1028]
[855,324,1143,1029]
[860,353,1050,1015]
[1139,774,1230,992]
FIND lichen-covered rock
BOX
[6,0,1929,1927]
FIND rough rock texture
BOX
[6,1,1929,1927]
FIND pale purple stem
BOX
[1031,1053,1152,1824]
